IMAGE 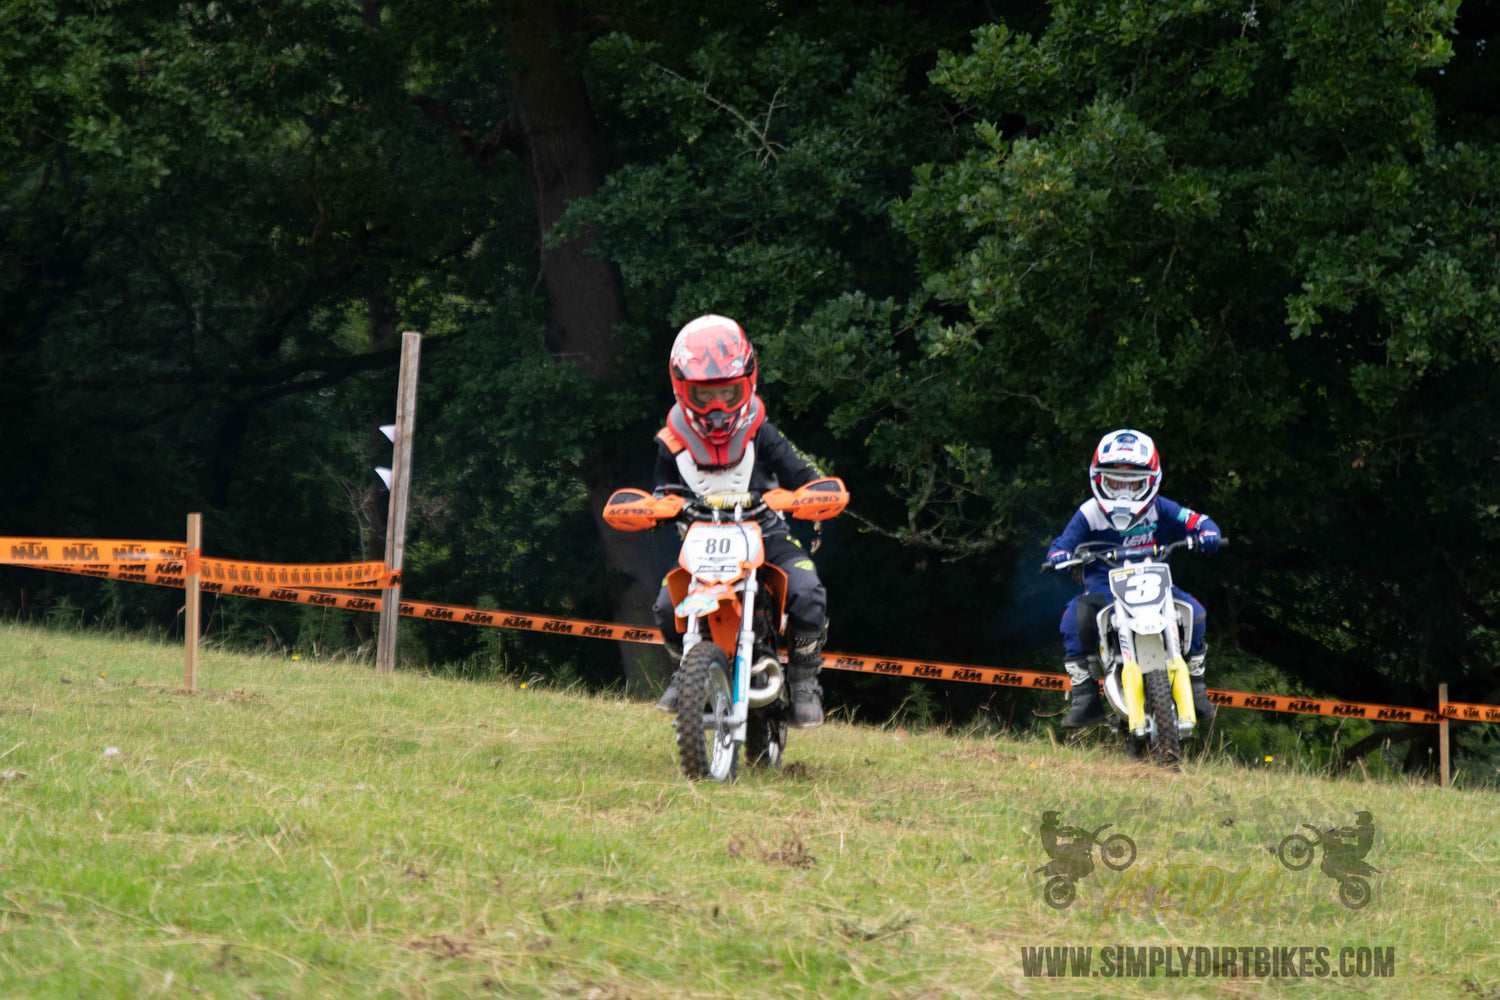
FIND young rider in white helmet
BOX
[1045,429,1222,728]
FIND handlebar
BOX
[1041,536,1230,573]
[604,477,849,531]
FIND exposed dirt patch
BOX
[407,933,476,959]
[727,834,816,868]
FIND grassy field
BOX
[0,623,1496,999]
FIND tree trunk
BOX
[507,2,673,696]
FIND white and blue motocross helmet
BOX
[1090,429,1162,532]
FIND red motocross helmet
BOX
[668,315,759,446]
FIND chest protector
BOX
[674,442,756,495]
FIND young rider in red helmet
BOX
[1046,429,1222,728]
[650,314,836,728]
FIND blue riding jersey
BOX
[1048,496,1220,594]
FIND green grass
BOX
[1,624,1496,999]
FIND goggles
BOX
[686,380,746,411]
[1097,469,1153,501]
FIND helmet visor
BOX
[1098,469,1153,501]
[686,380,746,412]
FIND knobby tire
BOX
[1144,669,1181,768]
[675,642,738,782]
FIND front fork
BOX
[1115,626,1197,735]
[683,572,758,742]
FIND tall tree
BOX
[782,0,1500,760]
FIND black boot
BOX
[1187,650,1215,723]
[1190,677,1216,723]
[787,629,826,728]
[1061,658,1107,729]
[1062,679,1109,729]
[655,638,684,713]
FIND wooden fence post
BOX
[376,331,422,675]
[1438,682,1450,788]
[185,512,201,693]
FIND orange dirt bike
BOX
[603,479,848,782]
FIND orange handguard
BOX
[603,489,685,531]
[763,477,849,520]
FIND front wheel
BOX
[1099,833,1137,872]
[1277,834,1316,872]
[1143,669,1182,768]
[675,642,739,782]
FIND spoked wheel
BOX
[1042,876,1076,910]
[1143,670,1182,768]
[675,642,739,782]
[744,701,788,769]
[1338,876,1371,910]
[1276,834,1316,872]
[1099,833,1137,872]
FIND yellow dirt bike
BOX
[1046,537,1223,766]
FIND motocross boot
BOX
[655,637,685,713]
[1061,657,1108,729]
[786,627,827,728]
[1187,649,1215,723]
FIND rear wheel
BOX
[744,702,788,769]
[1143,669,1181,768]
[1042,876,1076,910]
[675,642,739,782]
[1338,876,1371,910]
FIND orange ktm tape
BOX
[196,558,395,589]
[5,536,394,587]
[20,560,1493,725]
[816,649,1069,693]
[1440,701,1500,724]
[34,563,659,641]
[2,538,187,564]
[39,558,396,590]
[1204,688,1442,725]
[395,598,662,643]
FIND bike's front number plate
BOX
[679,522,763,583]
[1108,565,1171,606]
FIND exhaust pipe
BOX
[747,655,784,708]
